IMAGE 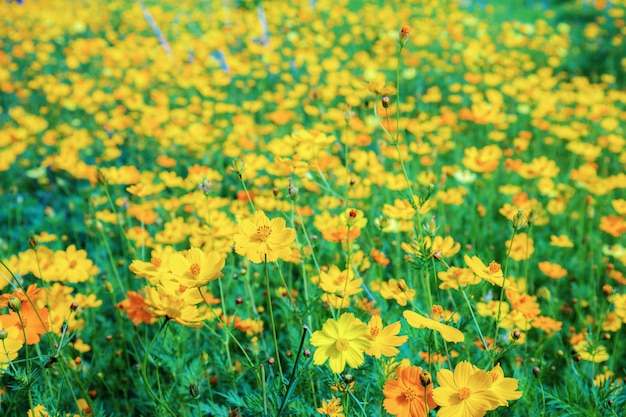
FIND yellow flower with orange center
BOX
[233,210,296,263]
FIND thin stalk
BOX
[264,256,285,386]
[494,226,519,358]
[276,326,308,416]
[139,319,177,417]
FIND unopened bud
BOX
[29,234,38,249]
[399,26,411,46]
[419,370,432,386]
[70,302,79,312]
[8,297,21,313]
[189,383,202,399]
[381,96,390,108]
[198,178,212,195]
[0,329,7,340]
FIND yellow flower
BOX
[365,315,408,358]
[233,210,296,263]
[432,361,501,417]
[403,310,464,343]
[486,364,523,406]
[168,247,225,288]
[0,324,24,374]
[550,234,574,248]
[538,261,567,279]
[144,286,205,328]
[505,233,534,261]
[310,313,371,374]
[317,397,344,417]
[573,341,609,363]
[379,278,415,306]
[28,405,50,417]
[464,254,516,290]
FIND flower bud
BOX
[419,370,432,387]
[189,383,202,399]
[0,329,7,340]
[70,302,79,312]
[8,297,21,313]
[399,26,411,47]
[381,96,390,108]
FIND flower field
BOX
[0,0,625,415]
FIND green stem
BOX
[139,319,177,417]
[494,226,519,361]
[198,288,262,387]
[264,257,285,386]
[276,326,308,416]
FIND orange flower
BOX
[370,248,390,266]
[599,215,626,237]
[383,365,436,417]
[117,291,156,325]
[0,306,50,345]
[538,261,568,279]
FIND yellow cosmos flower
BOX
[486,364,523,407]
[464,254,516,290]
[573,340,609,363]
[310,313,371,374]
[432,361,500,417]
[403,310,464,343]
[233,210,296,263]
[168,247,225,288]
[365,315,408,358]
[550,234,574,248]
[317,397,344,417]
[144,286,206,328]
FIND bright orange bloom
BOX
[538,261,568,279]
[383,365,437,417]
[117,291,156,325]
[0,306,49,345]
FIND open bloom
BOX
[168,247,224,287]
[233,210,296,263]
[365,315,408,358]
[432,361,500,417]
[464,254,516,290]
[383,365,437,417]
[317,397,344,417]
[310,313,371,374]
[486,364,523,406]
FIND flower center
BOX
[69,260,78,268]
[488,261,501,274]
[335,338,350,352]
[459,387,471,400]
[151,257,162,267]
[256,225,272,241]
[402,387,418,402]
[190,263,201,276]
[488,370,498,382]
[369,327,380,337]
